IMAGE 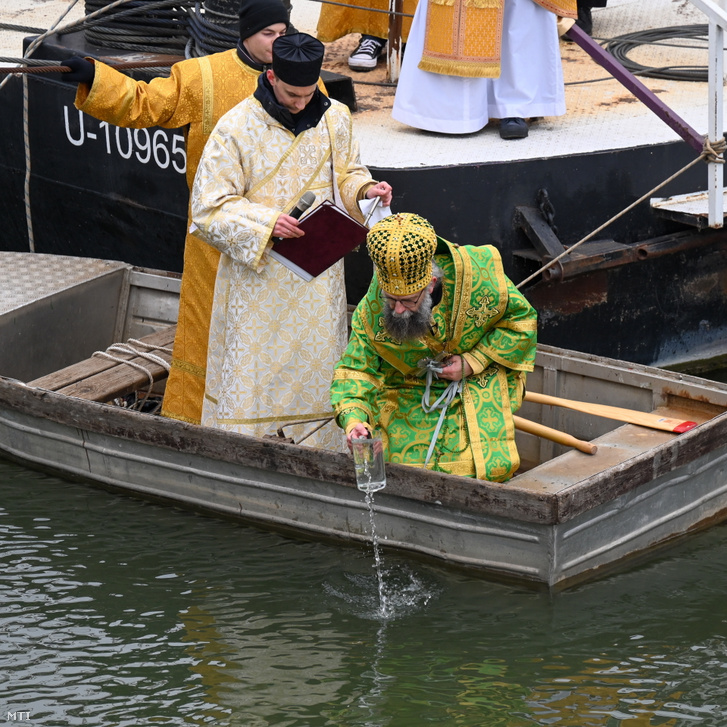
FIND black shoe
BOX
[348,35,386,71]
[575,6,593,35]
[499,117,529,140]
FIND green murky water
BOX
[1,459,726,726]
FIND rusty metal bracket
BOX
[514,211,722,283]
[514,206,567,262]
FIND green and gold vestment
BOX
[331,239,537,481]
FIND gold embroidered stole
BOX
[419,0,577,79]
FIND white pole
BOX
[707,3,725,227]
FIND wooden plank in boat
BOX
[29,325,176,402]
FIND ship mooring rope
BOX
[0,23,47,34]
[0,59,183,76]
[22,75,34,253]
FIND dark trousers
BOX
[576,0,606,35]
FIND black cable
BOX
[604,25,711,82]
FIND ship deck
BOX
[0,0,720,170]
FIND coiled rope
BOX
[186,0,239,57]
[92,338,172,407]
[79,0,194,55]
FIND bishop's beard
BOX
[382,292,435,341]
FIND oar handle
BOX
[523,391,697,433]
[513,415,597,455]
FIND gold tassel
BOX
[418,56,501,78]
[465,0,501,8]
[429,0,455,6]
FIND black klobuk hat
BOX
[271,32,324,86]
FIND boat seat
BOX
[29,325,176,403]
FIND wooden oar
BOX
[524,391,697,433]
[513,415,597,455]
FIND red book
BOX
[268,200,369,281]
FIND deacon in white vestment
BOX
[191,33,392,450]
[392,0,569,136]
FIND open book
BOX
[268,200,370,281]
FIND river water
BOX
[1,458,726,727]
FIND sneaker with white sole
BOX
[348,35,386,71]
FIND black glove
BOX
[63,56,95,84]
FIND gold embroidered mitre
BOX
[367,213,437,295]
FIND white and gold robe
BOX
[392,0,569,134]
[191,97,374,450]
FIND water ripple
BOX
[2,460,727,725]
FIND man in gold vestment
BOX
[64,0,290,425]
[191,33,392,450]
[330,214,537,481]
[392,0,577,138]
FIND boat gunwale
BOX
[2,367,727,527]
[0,375,558,523]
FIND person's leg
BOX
[489,0,565,139]
[392,0,491,134]
[576,1,592,35]
[348,34,387,71]
[576,0,607,36]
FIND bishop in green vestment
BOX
[330,213,537,481]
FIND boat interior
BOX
[2,251,726,493]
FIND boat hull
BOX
[2,358,727,589]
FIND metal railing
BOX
[689,0,727,227]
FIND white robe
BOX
[392,0,566,134]
[191,96,374,450]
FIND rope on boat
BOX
[516,135,727,289]
[92,339,172,408]
[275,416,336,444]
